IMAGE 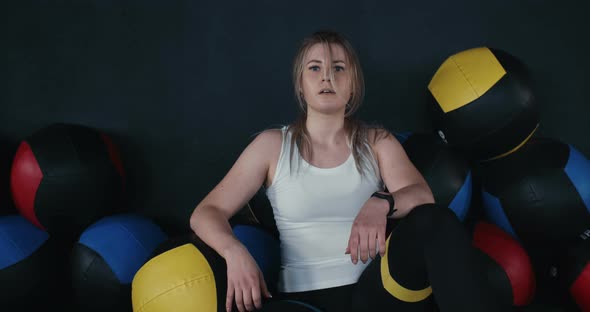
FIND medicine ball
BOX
[395,131,472,221]
[71,213,167,312]
[556,238,590,312]
[132,225,280,312]
[427,47,538,161]
[230,186,279,239]
[479,137,590,251]
[0,215,57,309]
[472,221,536,307]
[10,123,125,236]
[1,139,17,216]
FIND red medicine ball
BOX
[10,123,125,236]
[558,238,590,311]
[473,221,536,307]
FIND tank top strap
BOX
[267,126,293,191]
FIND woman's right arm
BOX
[189,129,281,312]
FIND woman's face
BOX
[300,43,352,116]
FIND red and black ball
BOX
[556,238,590,311]
[472,221,536,307]
[10,123,126,237]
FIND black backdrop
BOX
[1,0,589,236]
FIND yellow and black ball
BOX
[131,235,224,312]
[131,225,280,312]
[427,47,538,162]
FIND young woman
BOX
[190,31,505,312]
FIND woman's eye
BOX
[334,66,345,72]
[309,66,320,71]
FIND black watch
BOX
[371,191,396,217]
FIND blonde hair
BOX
[287,30,389,178]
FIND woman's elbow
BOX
[412,183,435,207]
[422,185,435,204]
[189,205,204,232]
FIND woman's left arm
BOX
[373,131,435,218]
[345,130,435,264]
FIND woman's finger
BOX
[368,229,377,259]
[260,272,273,298]
[347,228,359,264]
[226,284,235,312]
[359,229,369,263]
[235,285,245,312]
[242,285,255,311]
[251,280,263,310]
[378,226,387,257]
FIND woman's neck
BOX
[305,114,348,146]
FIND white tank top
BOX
[266,126,383,292]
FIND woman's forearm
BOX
[190,205,243,258]
[390,183,435,218]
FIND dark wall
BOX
[1,0,589,234]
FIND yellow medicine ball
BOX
[427,47,539,162]
[131,235,227,312]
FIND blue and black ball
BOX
[71,213,167,312]
[395,131,473,221]
[479,137,590,250]
[0,215,57,308]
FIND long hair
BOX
[287,30,389,178]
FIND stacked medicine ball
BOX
[131,224,281,312]
[3,46,587,312]
[130,47,584,312]
[1,123,169,311]
[10,123,126,237]
[386,129,538,310]
[427,46,590,310]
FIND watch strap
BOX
[371,191,396,217]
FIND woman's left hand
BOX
[345,196,389,264]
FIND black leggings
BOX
[277,283,357,312]
[274,204,508,312]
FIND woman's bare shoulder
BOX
[366,126,395,146]
[248,128,283,156]
[254,128,282,145]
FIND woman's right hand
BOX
[224,243,272,312]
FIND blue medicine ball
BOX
[233,224,281,293]
[395,131,473,221]
[0,215,56,309]
[479,137,590,250]
[71,213,167,312]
